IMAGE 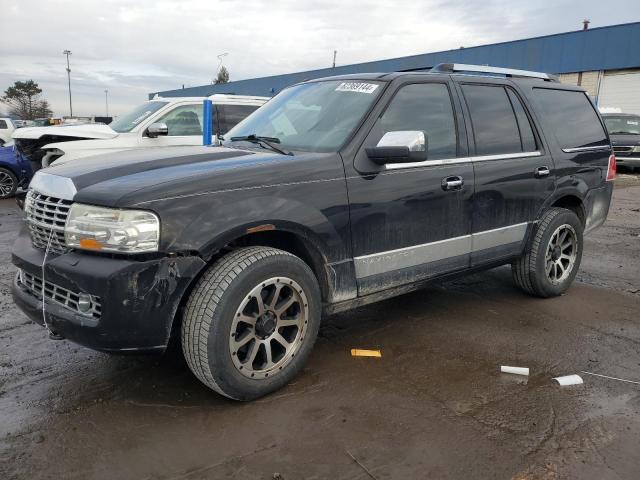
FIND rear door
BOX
[345,78,474,295]
[457,79,555,266]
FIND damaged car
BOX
[11,94,268,170]
[12,64,615,400]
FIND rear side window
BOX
[533,89,608,149]
[216,104,260,135]
[0,120,7,129]
[462,84,523,156]
[376,83,457,160]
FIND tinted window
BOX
[507,89,537,152]
[216,105,260,135]
[0,120,7,129]
[157,104,203,136]
[376,83,457,159]
[534,89,607,149]
[462,85,521,156]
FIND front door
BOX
[346,80,474,296]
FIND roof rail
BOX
[430,63,559,82]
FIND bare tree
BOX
[1,80,52,120]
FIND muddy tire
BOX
[512,208,583,298]
[181,246,321,401]
[0,168,18,199]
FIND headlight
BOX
[65,204,160,253]
[633,146,640,153]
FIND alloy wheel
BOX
[0,171,15,198]
[545,224,578,285]
[229,277,308,378]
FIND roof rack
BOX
[430,63,559,82]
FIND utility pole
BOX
[63,50,73,117]
[104,89,109,117]
[332,50,337,68]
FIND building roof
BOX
[151,22,640,99]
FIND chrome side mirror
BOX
[146,122,169,138]
[366,131,427,165]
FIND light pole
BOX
[104,89,109,117]
[63,50,73,117]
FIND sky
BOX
[1,0,638,117]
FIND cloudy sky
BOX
[1,0,637,117]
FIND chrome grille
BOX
[17,269,102,318]
[24,190,72,255]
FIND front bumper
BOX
[12,227,206,352]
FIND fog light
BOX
[77,293,92,313]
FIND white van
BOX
[12,94,269,168]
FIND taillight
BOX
[606,154,616,182]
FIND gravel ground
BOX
[1,174,639,480]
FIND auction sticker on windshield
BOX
[335,82,379,94]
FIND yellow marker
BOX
[351,349,382,358]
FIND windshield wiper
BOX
[229,134,292,155]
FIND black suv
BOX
[12,64,615,400]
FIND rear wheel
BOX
[0,168,17,199]
[181,246,321,400]
[512,208,583,297]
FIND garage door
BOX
[598,71,640,115]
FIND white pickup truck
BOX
[12,94,268,168]
[0,118,17,145]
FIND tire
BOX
[181,246,321,401]
[0,167,18,199]
[512,208,583,298]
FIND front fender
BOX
[169,192,349,264]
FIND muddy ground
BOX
[1,174,639,480]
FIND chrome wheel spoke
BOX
[275,296,296,316]
[232,332,254,350]
[272,333,290,347]
[267,283,284,309]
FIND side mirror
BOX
[146,122,169,138]
[366,131,427,165]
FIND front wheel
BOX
[0,168,18,199]
[181,247,321,400]
[512,208,583,298]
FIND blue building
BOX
[152,22,640,114]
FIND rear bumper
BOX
[584,182,614,235]
[12,227,206,352]
[615,156,640,167]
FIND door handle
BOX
[535,166,550,178]
[441,175,464,191]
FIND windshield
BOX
[109,101,169,133]
[223,80,384,152]
[604,115,640,135]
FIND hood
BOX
[12,123,119,141]
[609,133,640,146]
[29,145,292,206]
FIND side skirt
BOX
[322,257,518,316]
